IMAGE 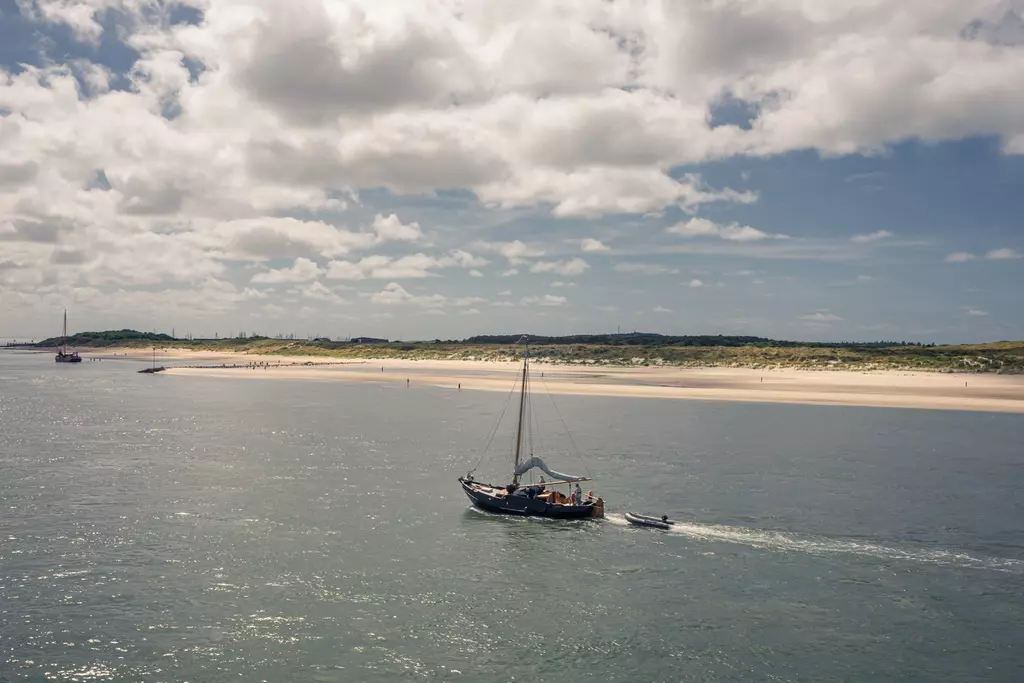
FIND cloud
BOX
[468,269,483,277]
[215,218,373,261]
[687,279,705,288]
[550,281,577,288]
[856,275,875,282]
[326,251,485,280]
[653,305,672,313]
[501,269,519,277]
[521,294,567,307]
[369,282,446,308]
[476,240,545,265]
[945,252,977,263]
[448,250,489,268]
[251,257,324,283]
[242,287,268,299]
[966,309,988,316]
[986,247,1022,260]
[5,0,1024,339]
[372,213,423,243]
[528,258,590,276]
[50,249,91,265]
[800,312,842,323]
[667,217,789,242]
[19,0,107,44]
[946,249,1023,263]
[612,262,679,276]
[0,161,39,188]
[298,281,344,302]
[581,238,610,253]
[9,1,1024,236]
[851,230,893,243]
[477,168,756,218]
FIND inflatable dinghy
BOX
[625,512,674,530]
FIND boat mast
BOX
[62,309,67,354]
[511,343,529,486]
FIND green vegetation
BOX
[36,330,1024,373]
[38,329,176,347]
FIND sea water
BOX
[1,351,1022,682]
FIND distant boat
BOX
[54,310,82,363]
[458,336,604,519]
[138,346,166,373]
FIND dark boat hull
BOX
[55,353,81,363]
[459,478,601,519]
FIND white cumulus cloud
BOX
[521,294,567,307]
[251,257,324,283]
[529,258,590,276]
[373,214,424,243]
[667,217,789,242]
[581,238,610,253]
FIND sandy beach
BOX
[81,347,1024,414]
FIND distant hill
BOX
[38,329,177,347]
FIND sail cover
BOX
[514,456,586,482]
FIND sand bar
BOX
[84,347,1024,414]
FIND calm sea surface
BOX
[1,351,1022,682]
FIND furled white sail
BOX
[514,456,586,482]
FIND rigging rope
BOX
[539,370,594,480]
[469,372,519,475]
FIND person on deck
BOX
[575,483,583,505]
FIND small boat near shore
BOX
[54,310,82,363]
[138,347,166,373]
[625,512,674,530]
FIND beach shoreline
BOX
[64,346,1024,414]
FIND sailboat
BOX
[458,337,604,519]
[54,310,82,363]
[138,346,166,373]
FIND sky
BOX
[1,0,1023,344]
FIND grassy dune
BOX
[46,332,1024,373]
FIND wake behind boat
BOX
[458,336,604,519]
